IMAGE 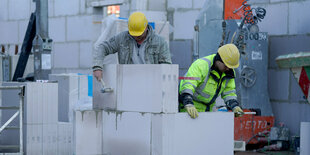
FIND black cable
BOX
[242,0,266,25]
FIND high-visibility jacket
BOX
[179,54,237,112]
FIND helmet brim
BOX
[129,30,144,37]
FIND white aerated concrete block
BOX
[152,112,234,155]
[54,0,79,16]
[173,10,200,40]
[26,82,43,124]
[168,0,193,9]
[18,20,29,43]
[26,124,43,155]
[49,17,66,42]
[74,111,103,155]
[0,0,8,21]
[144,11,167,22]
[42,124,58,155]
[148,0,166,11]
[289,1,310,35]
[53,43,79,68]
[131,0,148,11]
[79,42,93,68]
[8,0,30,20]
[58,122,73,155]
[67,15,92,41]
[102,111,152,155]
[93,64,179,113]
[256,3,288,35]
[0,21,19,44]
[102,111,234,155]
[25,82,58,124]
[193,0,206,9]
[300,122,310,155]
[154,21,170,44]
[49,73,92,121]
[78,74,89,100]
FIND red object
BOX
[234,109,275,144]
[224,0,246,20]
[178,77,199,80]
[299,67,310,97]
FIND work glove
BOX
[182,94,198,119]
[233,106,244,117]
[185,104,199,119]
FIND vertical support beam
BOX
[33,0,52,80]
[35,0,48,39]
[19,86,24,155]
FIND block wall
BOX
[252,0,310,136]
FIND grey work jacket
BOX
[92,25,172,70]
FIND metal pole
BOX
[36,0,48,38]
[0,86,25,90]
[0,111,20,133]
[19,87,24,155]
[33,0,52,80]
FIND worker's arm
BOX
[180,93,198,119]
[92,34,120,71]
[179,59,209,119]
[221,78,237,102]
[221,78,244,117]
[92,34,121,80]
[158,37,172,64]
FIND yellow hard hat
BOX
[128,12,148,36]
[218,44,240,68]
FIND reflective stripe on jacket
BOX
[92,25,172,70]
[179,54,237,112]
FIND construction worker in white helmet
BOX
[93,12,172,81]
[179,44,244,119]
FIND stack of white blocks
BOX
[101,111,234,155]
[89,64,234,155]
[24,82,72,155]
[49,73,92,121]
[49,73,92,155]
[93,64,178,113]
[74,110,103,155]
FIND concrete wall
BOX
[252,0,310,136]
[0,0,93,75]
[0,0,202,74]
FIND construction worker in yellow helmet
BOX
[179,44,244,119]
[93,12,172,81]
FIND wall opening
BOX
[107,5,120,17]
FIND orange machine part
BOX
[224,0,246,20]
[234,109,275,144]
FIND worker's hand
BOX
[181,93,198,118]
[93,70,103,81]
[233,106,244,117]
[185,104,199,119]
